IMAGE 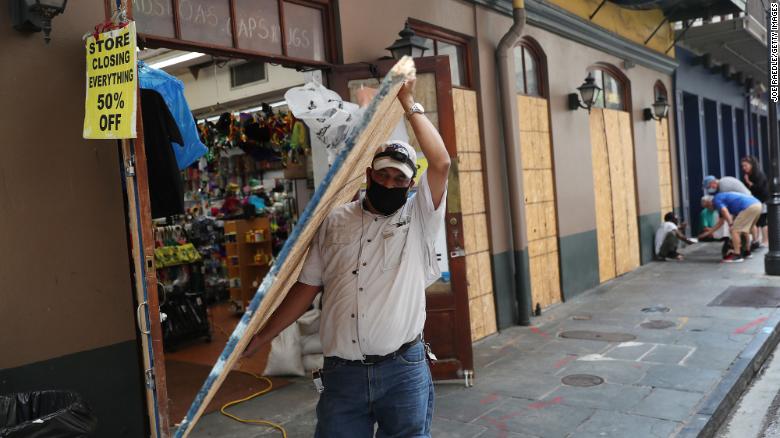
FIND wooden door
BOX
[329,56,474,382]
[590,108,640,282]
[518,95,562,310]
[120,134,170,436]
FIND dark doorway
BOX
[736,108,747,162]
[721,104,736,176]
[751,112,759,158]
[703,99,721,176]
[683,93,705,234]
[761,115,770,175]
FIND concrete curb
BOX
[677,311,780,438]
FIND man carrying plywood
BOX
[243,79,450,437]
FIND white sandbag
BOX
[303,354,324,371]
[301,333,323,355]
[297,293,322,336]
[298,309,320,336]
[263,324,305,377]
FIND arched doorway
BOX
[515,37,562,310]
[588,64,640,282]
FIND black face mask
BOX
[366,179,409,215]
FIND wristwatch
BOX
[406,102,425,120]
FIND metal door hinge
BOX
[125,155,136,177]
[145,368,156,389]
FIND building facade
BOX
[673,1,772,233]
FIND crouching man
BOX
[700,192,762,263]
[655,212,694,261]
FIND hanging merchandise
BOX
[142,89,186,219]
[285,81,363,165]
[287,119,311,164]
[139,61,208,169]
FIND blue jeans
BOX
[314,341,434,438]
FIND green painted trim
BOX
[0,340,146,437]
[515,249,533,325]
[559,229,600,300]
[639,212,663,264]
[491,251,518,329]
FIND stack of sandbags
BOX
[263,294,323,376]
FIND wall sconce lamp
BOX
[568,73,601,113]
[386,21,429,60]
[644,95,670,121]
[10,0,68,44]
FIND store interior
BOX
[138,48,323,422]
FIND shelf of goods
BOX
[224,216,273,313]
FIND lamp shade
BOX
[386,22,429,60]
[652,95,670,119]
[577,73,601,109]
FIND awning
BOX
[678,14,767,85]
[608,0,745,21]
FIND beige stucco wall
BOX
[472,5,678,242]
[0,1,137,368]
[337,0,476,64]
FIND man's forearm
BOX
[247,282,321,349]
[406,109,450,172]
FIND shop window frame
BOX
[110,0,339,68]
[513,37,547,98]
[407,18,473,89]
[588,63,630,112]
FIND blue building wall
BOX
[673,46,768,233]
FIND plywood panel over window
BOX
[590,108,640,283]
[453,88,496,342]
[656,119,674,217]
[518,95,561,311]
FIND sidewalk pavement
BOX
[189,242,780,437]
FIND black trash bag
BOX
[0,390,97,438]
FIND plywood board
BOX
[477,251,493,297]
[475,214,490,253]
[459,171,474,215]
[472,173,487,214]
[464,90,481,153]
[462,213,478,256]
[603,109,630,276]
[453,88,468,151]
[657,119,674,216]
[590,109,616,282]
[517,95,535,133]
[618,111,641,271]
[466,253,482,299]
[537,98,550,133]
[469,297,485,341]
[482,293,498,336]
[460,152,482,172]
[519,94,562,309]
[174,58,415,438]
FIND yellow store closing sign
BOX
[83,21,137,139]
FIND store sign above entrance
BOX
[83,21,137,139]
[131,0,329,64]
